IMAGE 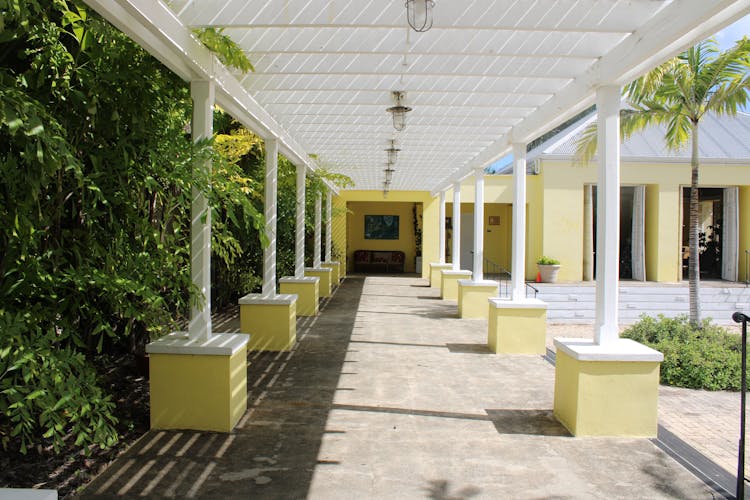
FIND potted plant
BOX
[537,256,561,283]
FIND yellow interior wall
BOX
[740,186,750,283]
[445,202,512,271]
[347,201,416,272]
[339,191,437,276]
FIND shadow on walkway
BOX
[80,277,365,499]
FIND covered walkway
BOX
[82,276,719,498]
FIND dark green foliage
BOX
[622,315,742,390]
[0,0,263,456]
[0,310,118,455]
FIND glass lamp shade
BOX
[406,0,435,33]
[384,168,395,183]
[385,146,400,164]
[386,105,412,132]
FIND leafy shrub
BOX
[0,311,119,455]
[622,315,742,390]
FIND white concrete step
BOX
[533,282,750,324]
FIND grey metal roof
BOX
[528,110,750,165]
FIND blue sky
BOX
[715,14,750,49]
[487,15,750,173]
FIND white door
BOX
[460,212,474,271]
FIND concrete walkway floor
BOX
[81,276,721,499]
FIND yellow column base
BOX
[429,263,453,288]
[147,332,249,432]
[322,261,341,285]
[305,267,333,297]
[238,294,297,351]
[279,277,319,316]
[553,338,663,437]
[488,298,547,354]
[440,270,472,300]
[457,280,499,319]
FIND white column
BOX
[262,138,278,298]
[188,80,214,341]
[314,192,322,268]
[511,143,527,301]
[325,190,333,262]
[438,191,446,263]
[295,163,306,279]
[594,86,621,345]
[472,169,485,282]
[452,181,462,271]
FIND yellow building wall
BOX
[535,159,750,282]
[526,175,544,280]
[447,175,542,280]
[538,164,591,281]
[334,159,750,283]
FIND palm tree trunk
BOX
[688,120,702,326]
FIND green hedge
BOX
[621,315,742,391]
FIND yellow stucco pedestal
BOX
[306,267,333,298]
[487,298,548,354]
[429,263,453,288]
[279,276,319,316]
[147,332,249,432]
[322,261,341,285]
[440,270,472,300]
[553,338,663,437]
[457,279,499,319]
[238,294,297,351]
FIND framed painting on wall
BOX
[365,215,399,240]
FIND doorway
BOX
[681,187,738,281]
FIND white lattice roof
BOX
[83,0,750,193]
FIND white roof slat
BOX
[83,0,750,193]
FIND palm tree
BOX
[577,38,750,326]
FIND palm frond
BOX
[573,122,598,164]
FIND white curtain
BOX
[631,185,646,281]
[722,186,739,281]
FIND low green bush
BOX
[621,315,742,391]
